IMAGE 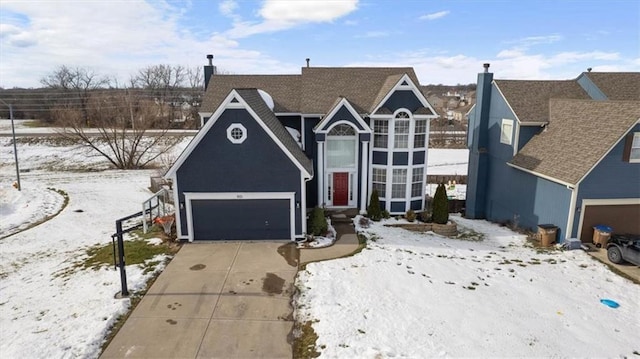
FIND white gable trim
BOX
[165,89,311,179]
[506,162,575,188]
[370,74,437,118]
[493,81,547,126]
[314,98,371,134]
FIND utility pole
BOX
[0,99,21,190]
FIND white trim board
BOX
[370,74,438,118]
[183,192,296,242]
[165,89,312,179]
[314,98,372,134]
[575,197,640,240]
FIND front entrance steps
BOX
[326,208,359,224]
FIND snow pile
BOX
[0,186,66,237]
[296,215,640,358]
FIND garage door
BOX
[579,203,640,242]
[191,199,291,240]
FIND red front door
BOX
[333,172,349,206]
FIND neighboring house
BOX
[466,64,640,243]
[165,59,438,241]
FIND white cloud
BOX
[219,0,238,16]
[225,0,358,38]
[0,1,301,88]
[259,0,358,23]
[419,11,450,21]
[356,31,389,38]
[508,34,563,47]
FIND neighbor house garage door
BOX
[184,192,295,241]
[579,200,640,242]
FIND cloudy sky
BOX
[0,0,638,88]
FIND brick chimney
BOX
[204,54,216,90]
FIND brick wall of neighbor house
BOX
[176,108,303,235]
[571,123,640,236]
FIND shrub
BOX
[308,207,328,236]
[419,211,432,223]
[406,209,416,222]
[382,210,390,219]
[432,183,449,224]
[367,189,383,221]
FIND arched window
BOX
[328,124,356,136]
[394,111,410,148]
[327,123,357,168]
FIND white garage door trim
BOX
[184,192,296,242]
[576,198,640,240]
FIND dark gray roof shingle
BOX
[583,72,640,100]
[201,75,300,113]
[235,89,313,176]
[200,67,422,115]
[494,80,590,123]
[510,99,640,185]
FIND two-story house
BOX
[164,57,438,241]
[466,64,640,243]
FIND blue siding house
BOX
[165,58,437,241]
[467,65,640,243]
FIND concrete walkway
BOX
[587,247,640,284]
[299,222,361,266]
[101,222,362,358]
[101,242,298,358]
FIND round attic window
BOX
[226,123,247,144]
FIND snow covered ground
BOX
[0,135,187,358]
[296,216,640,358]
[427,148,468,176]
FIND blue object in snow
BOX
[600,299,619,308]
[594,225,613,233]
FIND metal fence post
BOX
[116,220,129,297]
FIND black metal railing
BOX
[111,210,143,297]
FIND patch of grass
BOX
[454,227,485,241]
[83,239,175,271]
[292,320,320,358]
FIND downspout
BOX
[565,183,579,241]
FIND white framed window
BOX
[226,123,247,144]
[327,124,357,168]
[391,168,407,198]
[414,119,427,148]
[373,120,388,148]
[500,119,514,145]
[394,112,410,149]
[372,167,386,197]
[630,132,640,163]
[411,167,424,197]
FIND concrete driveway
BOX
[101,241,299,358]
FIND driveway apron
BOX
[101,241,299,358]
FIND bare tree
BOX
[41,66,110,125]
[132,64,186,120]
[53,90,182,169]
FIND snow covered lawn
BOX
[0,135,187,358]
[296,216,639,358]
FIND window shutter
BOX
[622,133,633,162]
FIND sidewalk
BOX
[101,221,363,358]
[101,242,297,358]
